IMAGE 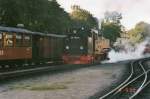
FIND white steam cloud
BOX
[105,39,150,63]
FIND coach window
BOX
[16,34,22,47]
[24,35,31,47]
[0,33,2,47]
[5,33,13,47]
[0,32,3,47]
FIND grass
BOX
[28,83,68,91]
[10,80,75,91]
[101,71,112,75]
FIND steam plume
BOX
[105,39,150,63]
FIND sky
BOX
[57,0,150,30]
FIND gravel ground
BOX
[0,62,127,99]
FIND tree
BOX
[127,29,143,44]
[104,11,122,24]
[45,0,71,34]
[101,11,123,44]
[0,0,71,34]
[0,0,23,26]
[134,21,150,37]
[127,21,150,43]
[70,5,98,35]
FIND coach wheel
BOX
[5,65,10,68]
[0,65,5,71]
[15,64,18,67]
[31,62,35,66]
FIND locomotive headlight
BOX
[80,46,84,50]
[66,46,69,50]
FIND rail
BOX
[99,58,150,99]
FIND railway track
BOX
[99,58,150,99]
[0,63,100,79]
[132,60,150,99]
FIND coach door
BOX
[32,35,40,61]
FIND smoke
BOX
[105,39,150,63]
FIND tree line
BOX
[0,0,97,35]
[1,0,148,45]
[127,21,150,44]
[100,11,150,45]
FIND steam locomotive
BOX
[63,29,110,64]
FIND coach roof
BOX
[31,31,66,38]
[0,26,32,34]
[0,26,66,38]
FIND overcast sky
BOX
[57,0,150,30]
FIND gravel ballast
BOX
[0,62,128,99]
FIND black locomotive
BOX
[63,29,110,64]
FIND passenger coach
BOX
[0,26,66,68]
